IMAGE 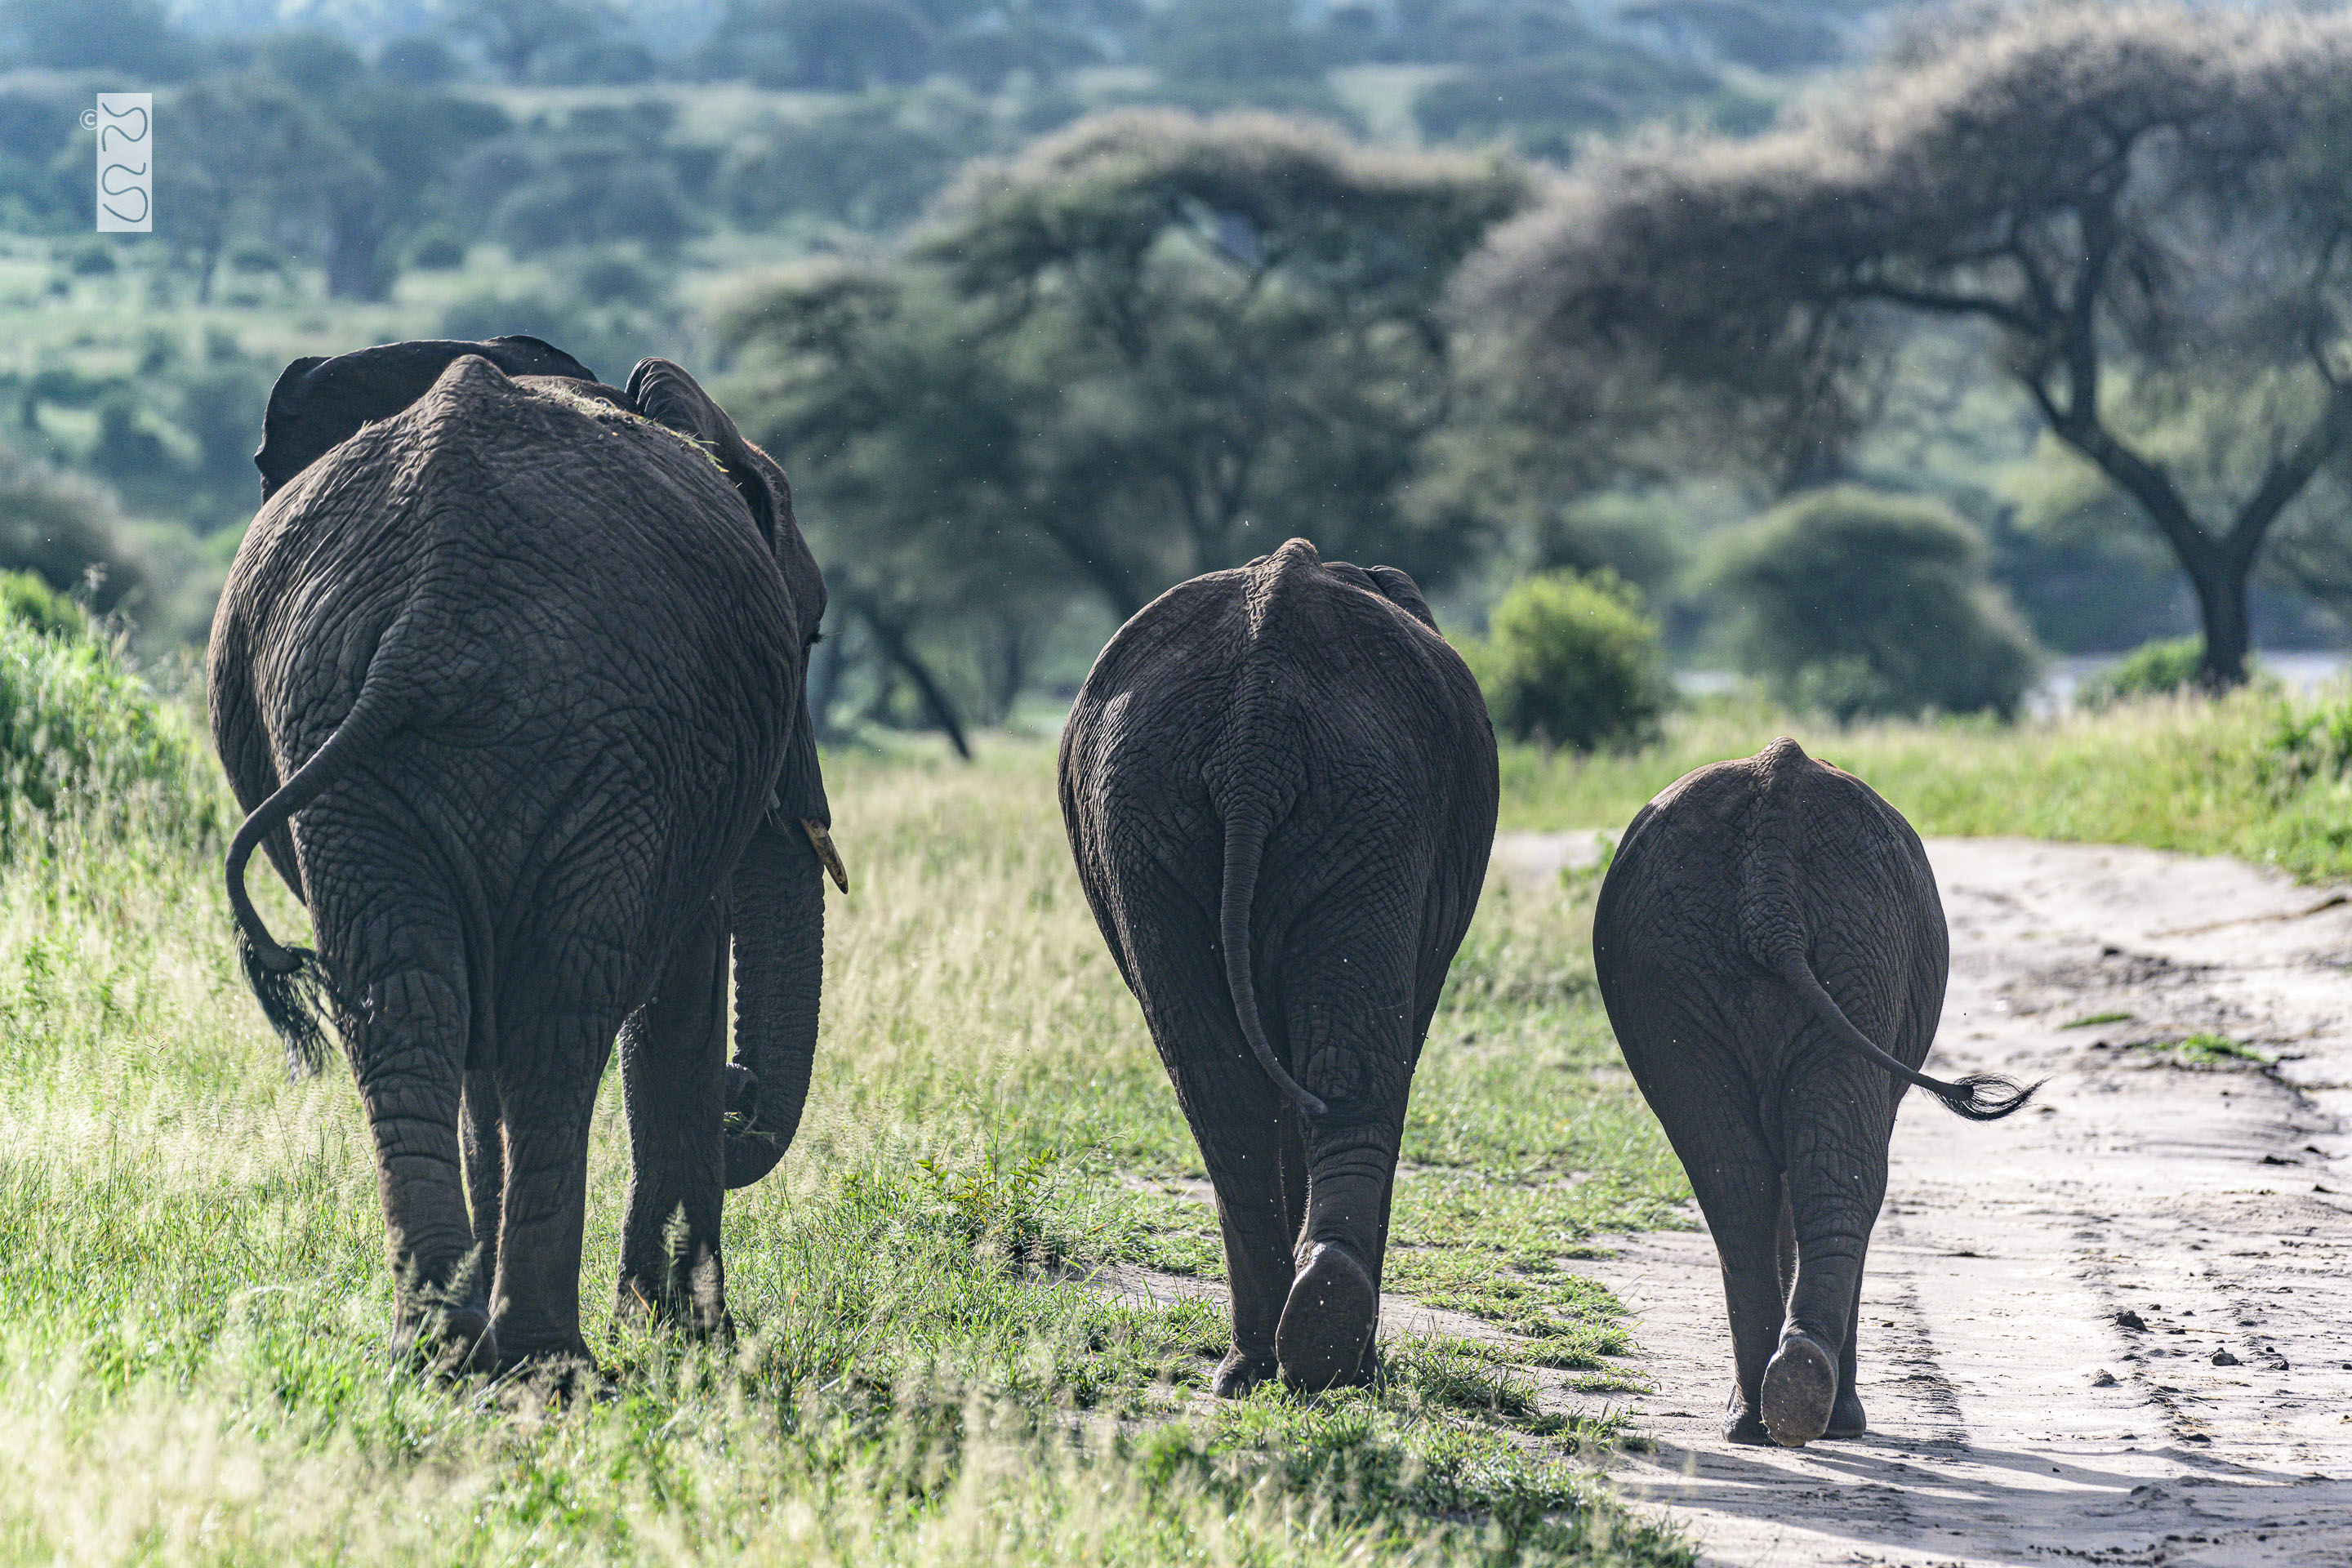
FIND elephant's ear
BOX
[625,357,781,548]
[1364,565,1439,631]
[255,336,600,501]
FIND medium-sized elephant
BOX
[212,336,844,1376]
[1060,538,1499,1393]
[1592,737,2036,1447]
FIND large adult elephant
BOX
[211,336,844,1374]
[1061,538,1499,1394]
[1592,737,2035,1447]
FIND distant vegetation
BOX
[1,0,2346,724]
[1463,2,2352,689]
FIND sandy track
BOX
[1513,835,2352,1567]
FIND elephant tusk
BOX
[802,818,849,895]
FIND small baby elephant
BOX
[1060,538,1499,1394]
[1592,737,2036,1447]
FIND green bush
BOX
[2075,636,2207,708]
[1464,570,1667,751]
[0,610,220,856]
[0,571,87,641]
[1708,487,2041,723]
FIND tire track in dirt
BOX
[1515,835,2352,1567]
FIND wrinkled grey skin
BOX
[1060,538,1499,1394]
[210,339,835,1375]
[1592,738,2034,1447]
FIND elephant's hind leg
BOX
[1111,875,1295,1396]
[488,1003,622,1374]
[298,808,497,1374]
[351,964,497,1376]
[1653,1121,1782,1445]
[1824,1251,1870,1439]
[1771,1178,1869,1438]
[1766,1125,1887,1447]
[615,896,732,1339]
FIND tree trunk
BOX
[326,198,390,301]
[195,232,222,305]
[2187,555,2253,690]
[988,613,1027,724]
[855,602,971,760]
[2025,353,2352,694]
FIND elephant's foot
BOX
[1760,1331,1838,1447]
[1211,1346,1278,1397]
[612,1258,733,1343]
[1721,1388,1773,1446]
[492,1341,608,1401]
[1824,1387,1867,1440]
[393,1303,499,1379]
[1276,1241,1378,1393]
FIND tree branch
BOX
[850,598,972,760]
[1833,279,2041,336]
[2223,387,2352,573]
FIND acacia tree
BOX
[719,111,1530,746]
[920,109,1532,619]
[1459,3,2352,686]
[165,78,383,303]
[717,260,1063,754]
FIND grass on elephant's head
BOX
[0,741,1689,1566]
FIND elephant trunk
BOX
[724,737,830,1187]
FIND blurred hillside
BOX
[2,0,2344,731]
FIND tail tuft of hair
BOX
[236,926,335,1080]
[1933,1071,2043,1121]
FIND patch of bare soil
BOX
[1525,835,2352,1567]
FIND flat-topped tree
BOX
[920,109,1533,618]
[1459,2,2352,688]
[718,110,1535,751]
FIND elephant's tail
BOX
[1736,741,2036,1121]
[1219,794,1329,1122]
[1758,939,2039,1120]
[227,672,408,1078]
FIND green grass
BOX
[2144,1032,2270,1067]
[1495,686,2352,882]
[2062,1011,2136,1029]
[0,738,1687,1566]
[16,659,2346,1561]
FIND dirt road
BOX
[1515,835,2352,1567]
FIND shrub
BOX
[403,229,466,270]
[1708,487,2040,723]
[1465,569,1666,751]
[0,571,87,640]
[2076,636,2207,709]
[0,610,220,857]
